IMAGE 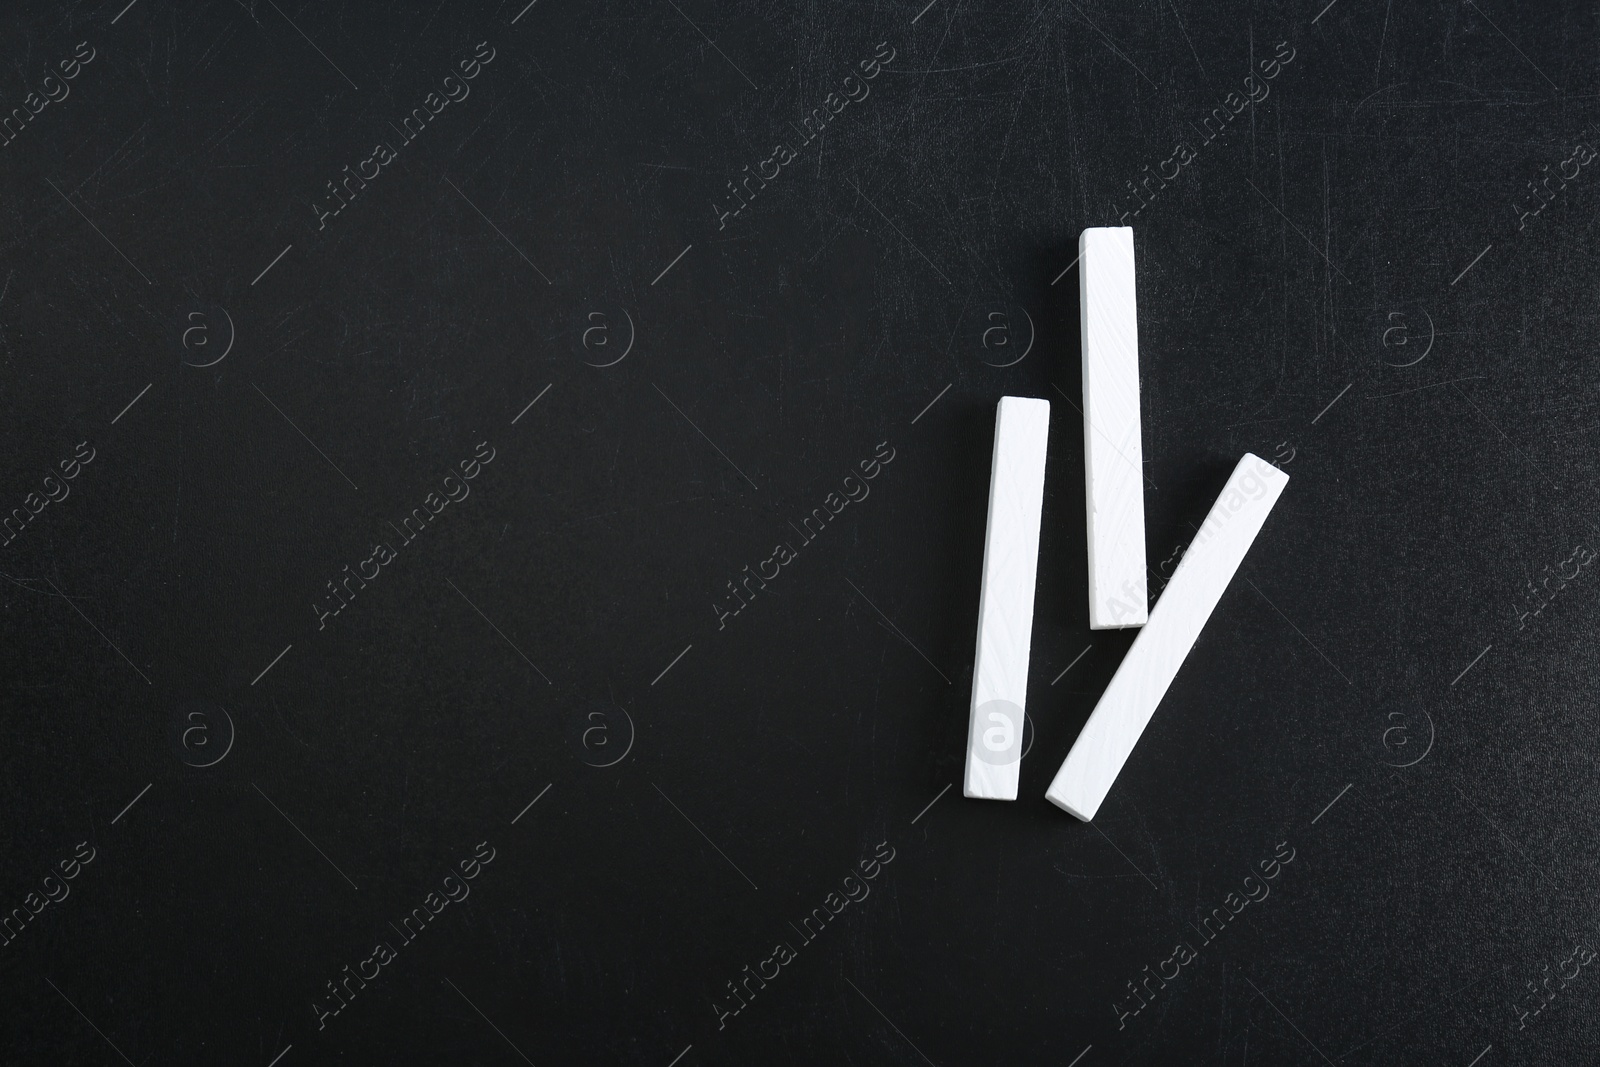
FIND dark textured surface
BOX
[1,1,1598,1064]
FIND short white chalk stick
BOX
[1080,226,1148,630]
[965,396,1051,801]
[1046,453,1288,820]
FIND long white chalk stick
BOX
[1047,453,1288,820]
[965,396,1051,801]
[1080,226,1148,629]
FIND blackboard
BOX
[2,1,1597,1063]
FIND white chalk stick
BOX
[1080,226,1148,629]
[1046,453,1288,820]
[965,396,1051,801]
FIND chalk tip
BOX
[1045,786,1096,822]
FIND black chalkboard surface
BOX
[3,1,1597,1064]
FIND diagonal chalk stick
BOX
[965,396,1051,801]
[1080,226,1148,630]
[1046,453,1288,820]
